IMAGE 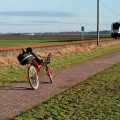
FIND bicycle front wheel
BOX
[48,72,53,83]
[28,65,39,90]
[47,67,53,83]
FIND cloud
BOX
[21,20,59,24]
[0,20,61,26]
[0,11,76,17]
[0,22,10,25]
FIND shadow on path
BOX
[0,81,52,90]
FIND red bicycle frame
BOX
[27,58,51,77]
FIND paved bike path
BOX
[1,51,120,120]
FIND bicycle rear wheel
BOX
[28,65,39,90]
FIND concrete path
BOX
[0,51,120,120]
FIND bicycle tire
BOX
[28,65,39,90]
[48,73,53,83]
[47,68,53,83]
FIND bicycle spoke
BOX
[28,65,39,90]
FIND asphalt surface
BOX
[0,50,120,120]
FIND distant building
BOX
[28,33,35,35]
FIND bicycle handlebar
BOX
[43,55,51,64]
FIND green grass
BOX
[9,61,120,120]
[0,34,111,47]
[0,65,27,84]
[50,44,120,70]
[0,40,54,47]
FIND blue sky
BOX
[0,0,120,33]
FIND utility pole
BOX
[97,0,99,45]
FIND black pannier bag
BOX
[18,52,34,65]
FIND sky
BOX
[0,0,120,33]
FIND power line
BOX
[100,0,120,17]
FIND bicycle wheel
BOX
[47,67,53,83]
[48,72,53,83]
[28,65,39,90]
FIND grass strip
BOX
[10,61,120,120]
[1,44,120,85]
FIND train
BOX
[111,22,120,38]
